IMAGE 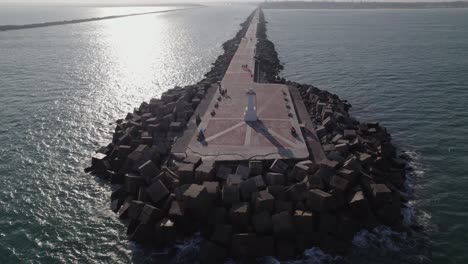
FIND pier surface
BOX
[184,10,309,161]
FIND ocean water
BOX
[0,5,254,263]
[265,8,468,264]
[0,5,181,25]
[1,5,467,264]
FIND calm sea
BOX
[265,8,468,264]
[0,5,467,264]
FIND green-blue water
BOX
[1,5,468,263]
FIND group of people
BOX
[241,64,249,70]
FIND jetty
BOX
[87,7,410,263]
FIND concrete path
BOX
[185,9,314,161]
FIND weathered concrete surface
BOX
[185,10,309,161]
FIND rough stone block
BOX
[343,129,357,139]
[307,189,335,212]
[248,175,265,191]
[216,165,232,180]
[229,202,250,226]
[236,164,251,180]
[195,160,215,183]
[231,233,256,259]
[227,174,243,186]
[269,159,288,174]
[253,190,275,213]
[349,191,370,217]
[240,178,257,200]
[319,213,338,234]
[202,181,219,201]
[276,239,296,260]
[329,175,351,192]
[288,162,309,182]
[177,163,194,184]
[286,182,308,202]
[211,224,232,246]
[265,172,285,186]
[268,185,286,201]
[139,204,164,225]
[335,143,350,156]
[255,236,275,257]
[248,160,263,176]
[293,210,315,233]
[125,174,145,195]
[275,200,293,214]
[252,211,273,234]
[183,184,212,219]
[146,180,170,204]
[222,185,240,206]
[370,183,392,205]
[272,211,295,237]
[307,173,325,190]
[137,160,160,179]
[297,160,318,174]
[199,241,227,264]
[155,218,176,246]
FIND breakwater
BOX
[0,7,192,32]
[86,7,411,262]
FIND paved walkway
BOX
[185,9,310,161]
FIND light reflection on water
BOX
[0,5,254,263]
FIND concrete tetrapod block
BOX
[195,160,215,183]
[239,178,257,200]
[252,190,275,213]
[251,175,266,190]
[268,185,287,201]
[286,182,308,202]
[265,172,285,186]
[235,164,251,180]
[139,204,164,225]
[138,160,160,179]
[177,163,194,184]
[293,210,315,233]
[211,224,233,246]
[216,165,232,180]
[155,218,176,247]
[202,181,220,201]
[207,207,228,225]
[231,233,257,259]
[269,159,288,174]
[124,175,145,195]
[252,211,273,234]
[288,162,309,182]
[349,191,370,217]
[199,241,227,264]
[272,211,295,238]
[227,174,243,186]
[146,180,170,204]
[329,175,352,192]
[255,236,275,257]
[183,184,212,220]
[229,202,250,227]
[222,185,240,206]
[276,239,296,260]
[248,160,263,176]
[307,189,335,212]
[370,184,392,206]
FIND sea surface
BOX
[265,8,468,264]
[0,5,254,263]
[0,5,467,264]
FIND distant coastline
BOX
[260,1,468,9]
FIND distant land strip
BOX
[260,1,468,9]
[0,7,197,32]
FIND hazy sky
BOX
[0,0,461,4]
